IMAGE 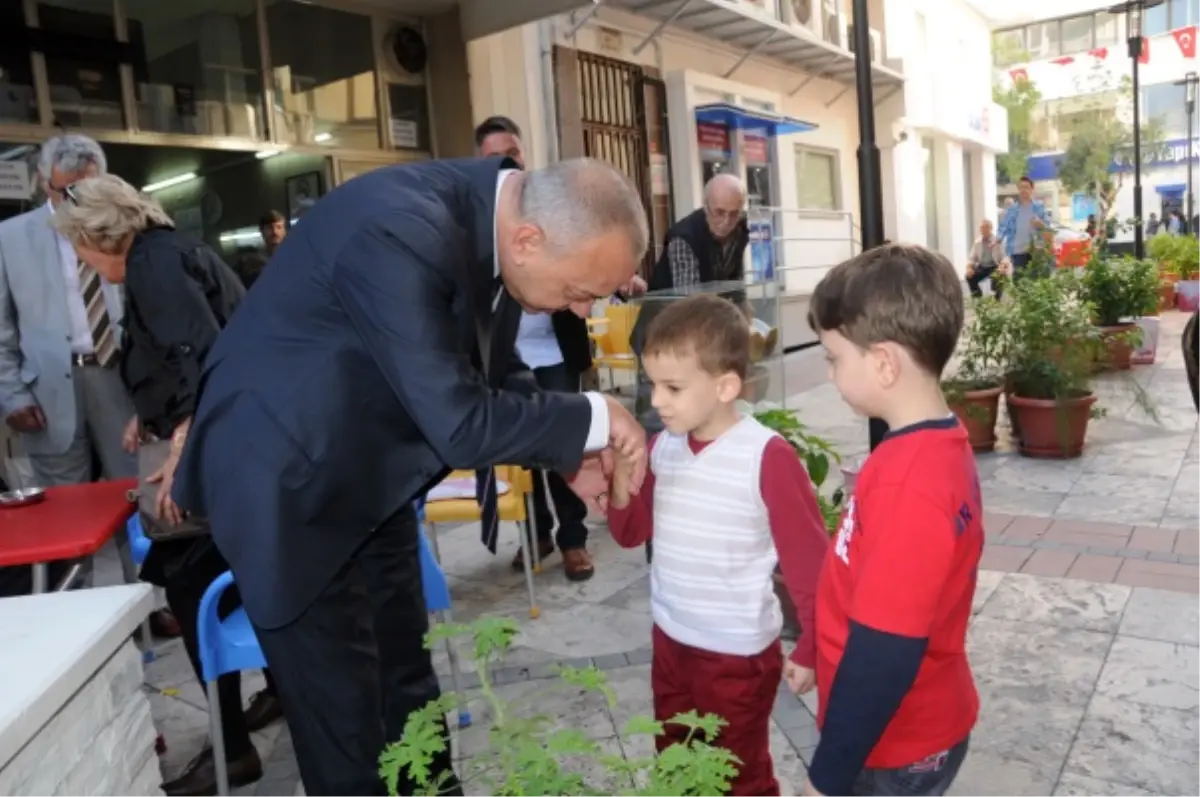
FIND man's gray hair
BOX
[519,158,649,261]
[38,134,107,179]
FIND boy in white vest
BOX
[607,294,830,797]
[800,244,981,796]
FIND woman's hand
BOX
[146,451,184,526]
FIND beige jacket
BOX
[967,236,1010,273]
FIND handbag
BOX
[136,439,209,541]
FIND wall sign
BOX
[0,161,31,201]
[697,122,731,160]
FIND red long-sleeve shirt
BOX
[608,432,830,667]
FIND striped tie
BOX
[79,261,117,367]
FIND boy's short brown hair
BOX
[808,244,964,376]
[643,294,749,379]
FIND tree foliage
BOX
[993,75,1042,185]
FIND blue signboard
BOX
[749,219,774,281]
[1026,136,1199,181]
[1071,193,1097,221]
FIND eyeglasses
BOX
[705,206,744,222]
[63,183,79,206]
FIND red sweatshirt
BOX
[607,432,830,667]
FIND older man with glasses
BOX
[649,172,750,291]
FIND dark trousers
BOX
[1011,252,1032,279]
[966,264,1002,299]
[253,506,458,796]
[850,738,970,796]
[164,577,255,761]
[528,364,589,550]
[651,626,783,796]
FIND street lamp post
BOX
[849,0,889,450]
[1109,0,1162,259]
[1174,72,1198,231]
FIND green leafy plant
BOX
[1080,254,1159,327]
[754,408,844,532]
[1005,270,1101,402]
[379,618,739,797]
[993,74,1042,186]
[942,295,1013,425]
[1149,233,1199,279]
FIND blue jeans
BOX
[850,737,970,796]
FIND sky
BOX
[963,0,1115,28]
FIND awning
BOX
[602,0,904,93]
[1155,183,1186,196]
[460,0,597,40]
[694,103,817,135]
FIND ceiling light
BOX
[142,172,197,193]
[256,150,281,160]
[314,132,332,143]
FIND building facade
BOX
[992,2,1199,238]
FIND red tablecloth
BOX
[0,479,137,566]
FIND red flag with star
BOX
[1173,26,1197,59]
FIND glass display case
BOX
[625,277,786,433]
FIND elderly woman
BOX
[51,174,266,796]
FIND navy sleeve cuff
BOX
[808,621,927,796]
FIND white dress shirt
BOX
[493,171,608,452]
[46,202,120,356]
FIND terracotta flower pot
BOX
[1159,281,1178,311]
[1008,393,1097,459]
[947,385,1003,453]
[1098,324,1136,371]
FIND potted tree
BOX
[1149,233,1183,310]
[1080,254,1157,370]
[1005,271,1102,459]
[942,294,1011,452]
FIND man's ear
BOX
[511,222,546,258]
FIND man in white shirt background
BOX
[476,116,646,580]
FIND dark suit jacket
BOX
[172,157,593,629]
[550,312,591,374]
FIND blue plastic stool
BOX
[125,515,157,663]
[197,571,267,796]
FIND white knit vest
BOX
[649,415,782,656]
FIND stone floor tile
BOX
[982,512,1015,534]
[1116,559,1200,593]
[1118,587,1200,645]
[991,460,1083,493]
[1070,473,1177,502]
[980,544,1032,573]
[979,573,1131,633]
[1065,695,1200,796]
[1001,515,1053,541]
[1128,526,1179,553]
[1045,519,1135,540]
[1174,529,1199,556]
[513,601,652,659]
[1052,772,1154,796]
[967,616,1110,707]
[1066,554,1123,583]
[768,719,810,796]
[1055,494,1167,527]
[947,750,1058,795]
[971,570,1005,613]
[1094,636,1199,711]
[970,689,1085,772]
[1080,451,1188,480]
[599,572,650,613]
[980,485,1066,517]
[147,691,211,783]
[1020,549,1078,578]
[601,663,652,739]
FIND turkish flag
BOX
[1051,56,1075,65]
[1173,26,1197,59]
[1139,36,1150,64]
[1009,68,1029,83]
[1088,47,1108,59]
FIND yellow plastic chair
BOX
[586,303,641,392]
[423,466,542,618]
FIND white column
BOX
[980,150,998,224]
[937,138,967,262]
[466,26,544,163]
[885,137,927,246]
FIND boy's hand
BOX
[784,661,815,695]
[609,449,634,510]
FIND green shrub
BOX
[753,408,844,532]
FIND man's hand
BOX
[122,415,140,454]
[965,265,976,278]
[784,661,816,695]
[5,405,45,433]
[619,275,648,297]
[569,450,615,514]
[604,395,646,493]
[146,450,184,526]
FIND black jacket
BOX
[172,157,592,629]
[648,208,749,290]
[119,227,244,440]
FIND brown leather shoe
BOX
[510,538,556,571]
[562,548,595,582]
[149,608,182,638]
[162,746,262,796]
[244,688,284,732]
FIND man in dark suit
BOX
[475,116,646,581]
[172,156,649,795]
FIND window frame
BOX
[792,142,842,212]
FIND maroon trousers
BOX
[651,625,783,796]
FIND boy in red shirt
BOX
[607,294,829,796]
[795,244,982,796]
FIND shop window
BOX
[1094,12,1122,50]
[992,29,1027,67]
[1025,21,1060,60]
[1144,83,1187,136]
[793,144,840,211]
[124,0,264,139]
[0,4,37,124]
[266,1,379,150]
[1059,15,1094,56]
[38,0,125,129]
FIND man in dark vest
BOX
[475,115,645,581]
[648,172,749,291]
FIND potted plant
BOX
[1005,271,1103,459]
[753,409,843,639]
[942,294,1011,452]
[1080,254,1157,370]
[380,618,739,796]
[1176,235,1200,312]
[1149,233,1182,310]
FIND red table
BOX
[0,478,137,593]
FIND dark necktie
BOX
[477,276,509,553]
[79,261,117,366]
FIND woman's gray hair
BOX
[519,158,649,261]
[38,134,107,178]
[51,174,174,253]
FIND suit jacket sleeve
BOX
[0,240,33,415]
[333,219,592,474]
